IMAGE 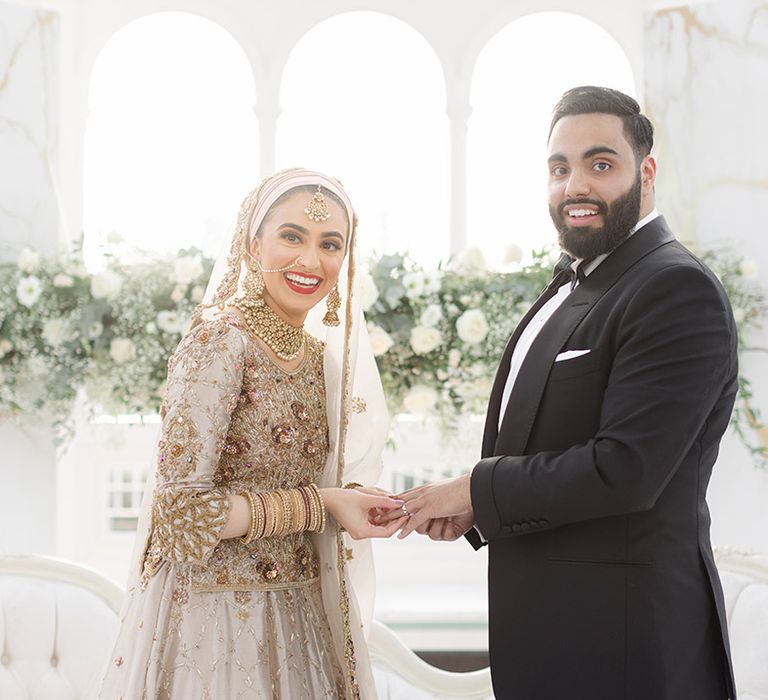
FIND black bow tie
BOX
[551,253,594,291]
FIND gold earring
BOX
[323,284,341,327]
[243,259,265,306]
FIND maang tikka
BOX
[305,185,331,223]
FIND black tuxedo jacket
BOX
[468,217,737,700]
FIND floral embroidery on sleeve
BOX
[143,317,245,575]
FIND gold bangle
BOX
[254,492,268,539]
[308,483,326,533]
[240,492,257,544]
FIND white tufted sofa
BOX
[714,549,768,700]
[1,551,766,700]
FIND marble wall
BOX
[645,0,768,553]
[0,1,59,260]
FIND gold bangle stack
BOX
[239,485,327,543]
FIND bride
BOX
[100,168,407,699]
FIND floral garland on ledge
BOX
[0,241,766,466]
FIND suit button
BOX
[511,523,521,533]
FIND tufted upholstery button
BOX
[511,523,522,533]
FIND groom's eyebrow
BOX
[582,145,620,159]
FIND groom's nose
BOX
[564,168,591,198]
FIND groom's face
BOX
[547,113,653,259]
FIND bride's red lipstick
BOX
[284,272,322,295]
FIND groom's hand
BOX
[419,512,476,541]
[395,473,473,539]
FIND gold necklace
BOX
[232,296,306,362]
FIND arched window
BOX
[468,12,636,262]
[83,12,258,266]
[277,12,449,266]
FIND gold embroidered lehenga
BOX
[99,170,388,699]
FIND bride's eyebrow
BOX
[278,223,309,234]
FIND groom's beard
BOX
[549,172,642,260]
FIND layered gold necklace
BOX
[232,295,306,362]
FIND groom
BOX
[396,86,737,699]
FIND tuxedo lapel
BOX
[481,273,567,457]
[493,217,676,457]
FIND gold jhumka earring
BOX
[323,284,341,327]
[242,258,265,306]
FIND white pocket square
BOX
[555,349,591,362]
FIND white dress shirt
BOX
[497,209,659,431]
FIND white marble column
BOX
[645,0,768,554]
[0,0,60,555]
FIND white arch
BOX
[467,11,637,262]
[277,11,450,266]
[83,11,259,265]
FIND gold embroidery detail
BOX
[152,489,230,564]
[351,396,367,414]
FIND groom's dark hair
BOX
[549,86,654,163]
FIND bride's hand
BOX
[320,488,408,540]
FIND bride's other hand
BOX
[321,488,408,540]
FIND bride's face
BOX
[250,189,349,325]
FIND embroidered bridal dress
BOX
[99,170,388,700]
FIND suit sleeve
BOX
[471,263,738,541]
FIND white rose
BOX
[110,338,136,364]
[358,272,379,311]
[409,325,442,354]
[17,247,40,273]
[16,275,42,307]
[740,259,757,279]
[504,244,524,265]
[90,270,123,300]
[42,318,71,346]
[456,308,489,345]
[0,339,13,357]
[157,310,185,335]
[367,323,394,356]
[448,348,462,368]
[402,271,426,299]
[419,303,443,328]
[88,322,103,339]
[423,274,441,296]
[402,384,438,415]
[53,273,74,288]
[191,285,205,303]
[173,254,204,285]
[171,285,186,304]
[451,247,487,276]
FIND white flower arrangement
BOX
[0,241,765,465]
